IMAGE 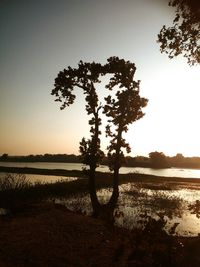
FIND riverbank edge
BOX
[0,166,84,178]
[1,165,200,184]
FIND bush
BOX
[0,173,31,211]
[0,173,30,191]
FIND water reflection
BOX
[28,175,78,184]
[1,161,200,178]
[55,183,200,237]
[0,172,78,184]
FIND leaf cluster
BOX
[52,57,148,170]
[158,0,200,65]
[79,137,104,168]
[103,57,148,169]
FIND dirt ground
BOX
[0,202,200,267]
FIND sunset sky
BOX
[0,0,200,157]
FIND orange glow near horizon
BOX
[0,1,200,157]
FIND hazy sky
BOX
[0,0,200,157]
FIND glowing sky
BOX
[0,0,200,157]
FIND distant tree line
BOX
[0,153,81,163]
[1,152,200,169]
[132,152,200,169]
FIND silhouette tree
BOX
[158,0,200,65]
[52,60,105,215]
[149,151,168,168]
[52,57,147,219]
[103,57,148,210]
[1,153,8,161]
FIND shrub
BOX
[0,173,31,211]
[0,173,30,191]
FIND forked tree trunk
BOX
[89,114,122,223]
[91,129,123,222]
[89,162,117,222]
[89,167,116,223]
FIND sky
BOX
[0,0,200,157]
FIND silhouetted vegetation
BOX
[149,151,169,168]
[1,171,200,267]
[158,0,200,65]
[127,153,200,169]
[52,57,147,220]
[0,173,87,212]
[0,153,81,163]
[0,173,32,211]
[0,166,85,177]
[1,201,200,267]
[1,153,147,166]
[2,152,200,169]
[1,171,199,215]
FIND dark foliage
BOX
[0,153,81,163]
[51,57,147,217]
[149,151,169,168]
[158,0,200,65]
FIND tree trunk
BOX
[108,168,119,208]
[89,164,115,223]
[89,108,101,216]
[108,127,122,209]
[88,165,100,216]
[88,106,122,222]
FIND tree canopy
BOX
[52,57,148,218]
[158,0,200,65]
[149,151,168,168]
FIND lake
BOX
[56,184,200,237]
[1,161,200,236]
[1,161,200,182]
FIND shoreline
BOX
[1,159,200,170]
[2,161,200,171]
[1,165,200,185]
[0,166,84,178]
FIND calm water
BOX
[1,161,200,180]
[56,184,200,237]
[1,161,200,236]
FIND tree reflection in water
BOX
[55,182,200,236]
